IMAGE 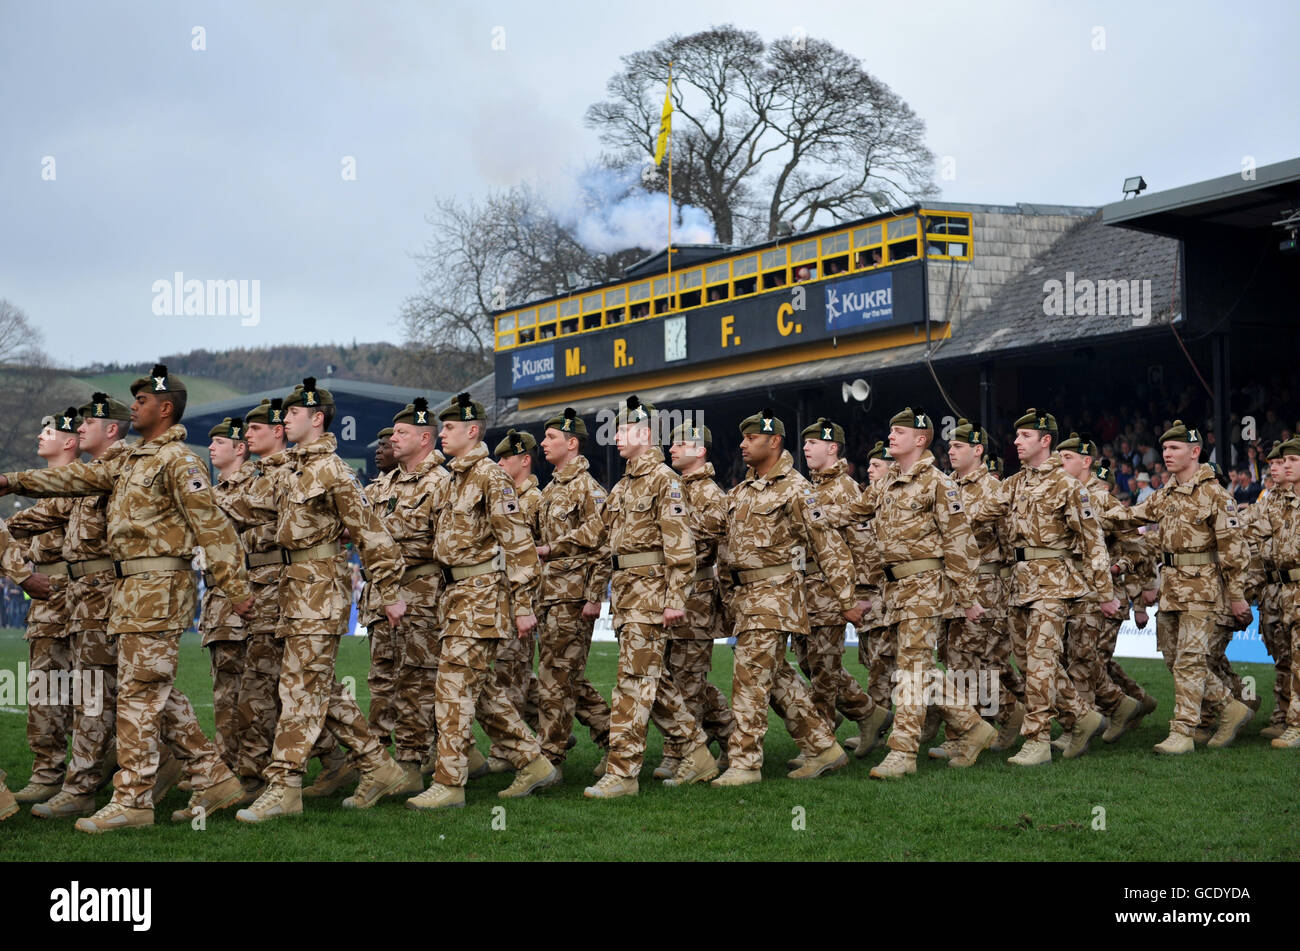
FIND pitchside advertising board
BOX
[497,261,925,398]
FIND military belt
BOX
[246,548,288,569]
[882,558,943,582]
[68,557,115,580]
[400,562,442,584]
[1014,547,1072,562]
[975,562,1003,576]
[804,559,823,579]
[613,550,665,570]
[1277,566,1300,584]
[444,550,505,583]
[202,570,216,587]
[114,556,192,577]
[286,541,343,564]
[693,563,716,583]
[35,560,70,577]
[999,565,1013,579]
[729,562,801,585]
[1161,551,1217,568]
[1265,569,1283,585]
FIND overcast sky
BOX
[2,0,1297,367]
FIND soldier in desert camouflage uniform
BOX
[30,395,132,819]
[1,366,248,832]
[361,425,400,753]
[406,393,556,810]
[5,409,80,804]
[656,421,736,778]
[792,417,887,760]
[1249,443,1292,739]
[712,408,850,787]
[530,409,614,780]
[963,409,1114,766]
[843,408,998,779]
[236,378,408,821]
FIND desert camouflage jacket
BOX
[539,455,611,606]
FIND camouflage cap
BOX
[244,397,286,426]
[377,427,394,439]
[545,407,588,439]
[950,417,988,447]
[51,407,80,434]
[867,439,893,461]
[439,392,486,422]
[740,407,784,437]
[615,395,655,426]
[669,420,712,447]
[1093,457,1116,487]
[1266,440,1284,461]
[78,391,130,422]
[130,363,186,397]
[1057,431,1098,456]
[283,377,334,412]
[393,397,434,427]
[495,428,537,458]
[208,417,247,442]
[1278,437,1300,457]
[888,406,933,431]
[1013,407,1058,439]
[800,416,845,445]
[1158,419,1202,446]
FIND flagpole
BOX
[667,61,673,312]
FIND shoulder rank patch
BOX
[594,495,606,506]
[1080,491,1090,503]
[502,486,515,498]
[946,489,958,498]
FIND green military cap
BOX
[1057,431,1097,456]
[244,397,286,426]
[1208,461,1230,488]
[283,376,334,412]
[545,407,588,439]
[1158,419,1202,446]
[1013,407,1058,438]
[801,416,845,445]
[439,391,485,422]
[1278,437,1300,456]
[1093,457,1116,487]
[867,440,892,461]
[393,397,434,427]
[130,363,186,397]
[1266,440,1284,461]
[888,406,933,431]
[208,417,247,442]
[78,391,130,422]
[495,428,537,458]
[739,407,784,437]
[669,420,712,447]
[51,407,80,434]
[615,394,654,426]
[950,417,988,447]
[985,453,1003,475]
[377,427,394,439]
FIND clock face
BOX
[664,315,686,362]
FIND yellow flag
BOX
[653,76,672,167]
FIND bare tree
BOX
[585,25,936,243]
[0,300,80,475]
[0,299,45,367]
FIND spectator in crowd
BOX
[1134,471,1154,502]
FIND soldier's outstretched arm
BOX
[0,462,113,499]
[657,479,695,613]
[330,464,404,606]
[1213,490,1251,608]
[842,479,880,526]
[4,500,68,538]
[798,493,856,614]
[547,489,609,558]
[932,476,981,609]
[581,487,612,605]
[166,452,253,607]
[1065,483,1115,603]
[960,472,1010,524]
[0,517,32,586]
[485,468,541,617]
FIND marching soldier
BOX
[1055,434,1143,744]
[794,417,888,757]
[31,394,132,819]
[713,407,850,786]
[236,378,408,821]
[938,419,1026,758]
[531,409,614,780]
[375,427,398,476]
[361,426,401,755]
[659,421,736,777]
[1250,442,1292,739]
[964,409,1113,766]
[846,408,998,779]
[1105,421,1254,754]
[406,393,556,810]
[5,410,79,805]
[1,366,248,832]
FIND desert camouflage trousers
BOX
[1097,613,1151,707]
[63,628,117,796]
[535,602,612,766]
[1009,601,1089,742]
[392,616,440,765]
[1197,623,1248,730]
[1065,608,1128,716]
[1155,609,1230,736]
[728,628,834,771]
[366,618,399,749]
[943,615,1025,726]
[493,630,539,727]
[857,624,896,711]
[207,634,245,773]
[661,638,735,759]
[887,617,983,754]
[792,625,874,727]
[1259,591,1293,727]
[233,629,291,781]
[432,635,541,788]
[114,630,233,809]
[25,635,73,786]
[606,622,707,779]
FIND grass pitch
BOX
[1,628,1295,861]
